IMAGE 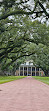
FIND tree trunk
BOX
[44,70,49,76]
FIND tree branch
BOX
[0,1,38,20]
[4,51,36,67]
[38,1,49,18]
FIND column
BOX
[39,68,40,76]
[15,71,16,76]
[31,66,32,76]
[23,66,24,76]
[27,66,28,76]
[19,67,20,76]
[35,67,36,76]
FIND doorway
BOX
[28,67,31,76]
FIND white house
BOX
[16,60,44,76]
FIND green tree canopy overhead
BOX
[0,0,49,75]
[0,18,49,66]
[0,0,49,20]
[26,43,49,76]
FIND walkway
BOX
[0,77,49,111]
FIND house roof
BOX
[20,60,35,67]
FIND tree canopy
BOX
[0,0,49,76]
[0,0,49,20]
[0,18,49,67]
[27,43,49,76]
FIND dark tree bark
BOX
[44,70,49,76]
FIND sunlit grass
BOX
[0,76,25,84]
[33,76,49,85]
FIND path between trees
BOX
[0,76,49,111]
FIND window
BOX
[20,67,23,70]
[32,67,35,71]
[32,72,35,76]
[36,72,39,76]
[24,72,27,76]
[24,67,27,70]
[36,67,39,71]
[20,71,23,76]
[28,67,31,71]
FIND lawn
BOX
[33,76,49,85]
[0,76,25,84]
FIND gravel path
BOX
[0,76,49,111]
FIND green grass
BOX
[0,76,25,84]
[32,76,49,85]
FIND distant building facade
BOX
[15,61,44,76]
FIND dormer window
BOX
[24,62,26,65]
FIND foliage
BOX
[0,0,49,20]
[0,17,49,75]
[0,0,49,75]
[28,43,49,76]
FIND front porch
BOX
[19,66,41,76]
